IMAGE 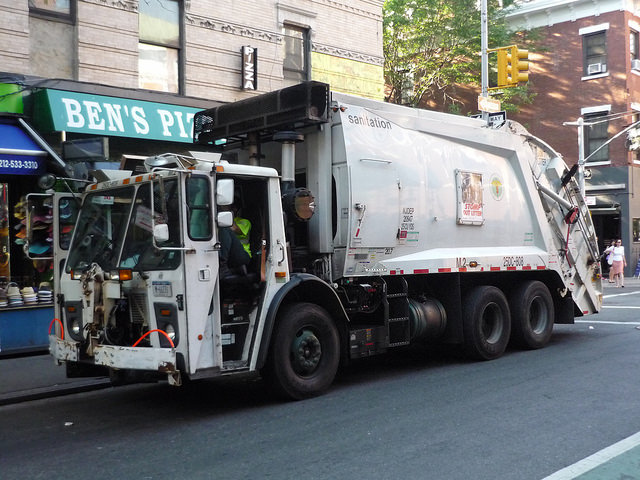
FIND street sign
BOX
[478,96,501,113]
[471,111,507,128]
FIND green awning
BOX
[35,89,201,143]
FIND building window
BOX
[138,0,181,93]
[584,112,609,163]
[631,31,640,69]
[28,0,75,21]
[583,31,607,76]
[283,24,310,84]
[634,219,640,242]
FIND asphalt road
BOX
[1,284,639,480]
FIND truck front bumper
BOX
[49,335,178,377]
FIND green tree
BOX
[383,0,532,112]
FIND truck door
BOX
[181,174,221,373]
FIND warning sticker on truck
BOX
[456,170,484,226]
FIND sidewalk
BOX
[602,275,640,289]
[0,352,110,406]
[0,276,638,407]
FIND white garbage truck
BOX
[49,82,602,399]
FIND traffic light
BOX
[496,48,509,87]
[507,46,529,85]
[490,45,530,89]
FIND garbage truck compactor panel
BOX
[49,82,602,400]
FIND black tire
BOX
[509,280,554,349]
[462,286,511,360]
[264,302,340,400]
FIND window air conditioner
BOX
[587,63,604,75]
[632,58,640,71]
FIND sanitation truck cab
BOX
[52,159,291,387]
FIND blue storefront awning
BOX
[0,118,65,175]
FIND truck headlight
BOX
[70,319,82,337]
[154,303,179,347]
[164,324,176,341]
[65,301,84,341]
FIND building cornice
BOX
[507,0,640,29]
[185,13,284,43]
[312,43,384,65]
[82,0,137,12]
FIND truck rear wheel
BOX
[509,280,554,349]
[265,302,340,400]
[462,286,511,360]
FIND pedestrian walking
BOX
[603,240,616,283]
[610,239,627,287]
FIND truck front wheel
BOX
[265,302,340,400]
[509,280,554,349]
[462,286,511,360]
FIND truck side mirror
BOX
[216,178,234,206]
[217,211,233,228]
[153,223,170,243]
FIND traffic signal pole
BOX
[481,0,489,122]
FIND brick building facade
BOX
[507,0,640,275]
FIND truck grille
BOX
[128,293,148,324]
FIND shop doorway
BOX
[591,212,620,276]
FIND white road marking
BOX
[574,320,640,325]
[541,431,640,479]
[603,291,640,299]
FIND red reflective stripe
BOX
[522,266,532,270]
[438,268,451,273]
[506,266,517,271]
[458,267,467,272]
[537,266,546,270]
[490,266,501,271]
[414,269,429,274]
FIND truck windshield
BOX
[66,187,135,272]
[119,179,181,271]
[65,179,182,273]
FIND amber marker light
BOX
[119,269,133,281]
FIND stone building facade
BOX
[0,0,384,102]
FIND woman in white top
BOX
[610,239,627,287]
[603,240,616,283]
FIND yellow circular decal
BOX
[490,175,504,201]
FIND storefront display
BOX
[0,78,215,354]
[0,115,68,355]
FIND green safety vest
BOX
[234,217,252,257]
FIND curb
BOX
[0,378,112,406]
